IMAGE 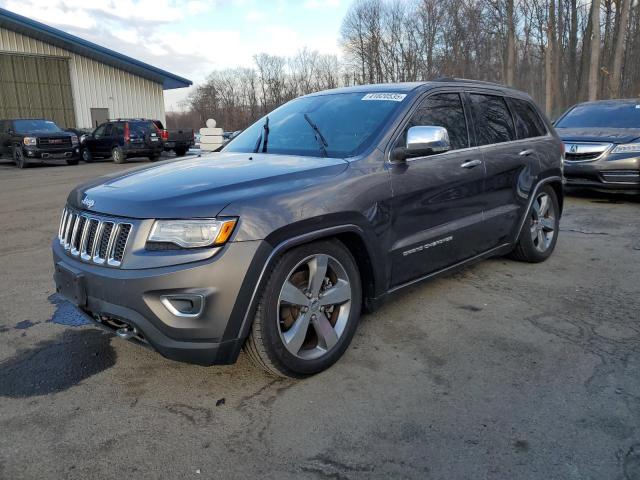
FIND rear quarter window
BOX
[508,98,547,139]
[470,94,516,145]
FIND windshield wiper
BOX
[253,116,269,153]
[303,113,328,157]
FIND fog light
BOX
[27,151,34,156]
[161,294,204,318]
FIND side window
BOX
[508,98,547,139]
[470,94,516,145]
[403,93,469,150]
[114,123,124,136]
[94,124,106,138]
[104,124,114,136]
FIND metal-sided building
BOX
[0,7,191,129]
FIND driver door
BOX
[389,92,486,287]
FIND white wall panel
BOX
[0,26,166,128]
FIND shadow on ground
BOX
[0,329,116,398]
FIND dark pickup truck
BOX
[153,120,194,156]
[0,119,80,168]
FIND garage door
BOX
[0,53,76,127]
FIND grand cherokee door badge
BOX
[403,236,453,256]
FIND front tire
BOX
[13,146,26,169]
[509,185,560,263]
[149,152,161,161]
[244,239,362,378]
[112,146,125,164]
[174,147,187,157]
[81,148,93,163]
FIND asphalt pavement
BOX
[0,158,639,479]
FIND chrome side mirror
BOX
[393,126,451,161]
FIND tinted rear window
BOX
[470,94,516,145]
[556,102,640,128]
[129,121,155,137]
[509,98,547,138]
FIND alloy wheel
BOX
[277,254,352,360]
[530,192,556,252]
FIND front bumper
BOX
[564,155,640,192]
[52,239,268,365]
[25,146,80,160]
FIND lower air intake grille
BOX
[58,208,133,267]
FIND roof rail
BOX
[431,77,508,88]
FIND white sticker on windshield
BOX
[362,93,407,102]
[636,105,640,109]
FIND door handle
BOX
[519,149,534,156]
[460,159,482,169]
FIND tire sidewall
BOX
[519,185,560,262]
[260,240,362,376]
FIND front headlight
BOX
[71,135,79,145]
[148,218,237,248]
[23,137,37,146]
[611,143,640,154]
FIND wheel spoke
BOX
[319,279,351,306]
[536,229,545,247]
[538,194,550,216]
[312,314,339,351]
[283,311,312,355]
[532,199,541,218]
[540,217,555,231]
[280,280,310,307]
[308,255,328,297]
[530,222,538,239]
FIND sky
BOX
[0,0,350,110]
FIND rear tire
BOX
[509,185,560,263]
[244,239,362,378]
[149,152,161,161]
[13,146,26,169]
[112,146,125,164]
[174,147,187,157]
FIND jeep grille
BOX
[58,208,132,267]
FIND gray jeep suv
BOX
[52,79,564,377]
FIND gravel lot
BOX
[0,159,639,480]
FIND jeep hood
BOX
[68,152,348,219]
[556,127,640,144]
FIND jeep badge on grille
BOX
[81,197,95,209]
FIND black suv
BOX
[0,119,80,168]
[555,99,640,193]
[81,119,163,164]
[53,80,563,378]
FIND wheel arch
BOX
[228,222,385,358]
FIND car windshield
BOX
[14,119,62,133]
[556,102,640,129]
[223,92,406,158]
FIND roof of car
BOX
[573,98,640,107]
[0,7,191,90]
[307,78,527,97]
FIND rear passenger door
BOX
[389,92,486,286]
[468,93,541,249]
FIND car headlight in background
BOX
[71,135,79,146]
[611,143,640,154]
[23,137,36,146]
[148,219,237,248]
